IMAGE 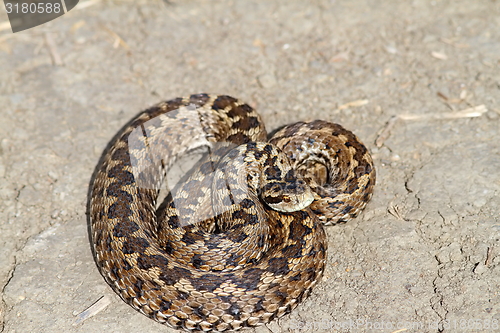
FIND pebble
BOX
[48,171,58,181]
[473,197,487,208]
[473,263,488,275]
[435,242,462,263]
[18,186,44,207]
[257,73,277,88]
[486,111,499,120]
[51,210,60,219]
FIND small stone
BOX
[473,197,487,208]
[487,111,499,120]
[385,45,398,54]
[51,210,60,219]
[390,154,401,161]
[435,250,448,264]
[48,171,58,181]
[257,73,277,88]
[18,186,44,207]
[315,74,329,83]
[436,242,462,263]
[473,263,488,275]
[132,62,148,73]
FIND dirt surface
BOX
[1,1,499,332]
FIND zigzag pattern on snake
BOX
[89,94,375,332]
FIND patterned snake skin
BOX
[89,94,375,332]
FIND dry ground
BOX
[1,1,499,332]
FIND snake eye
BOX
[280,195,291,203]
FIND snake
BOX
[89,94,375,332]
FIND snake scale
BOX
[89,94,375,332]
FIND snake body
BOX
[89,94,375,332]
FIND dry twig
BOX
[375,105,488,147]
[74,295,111,325]
[44,32,63,66]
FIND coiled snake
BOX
[89,94,375,332]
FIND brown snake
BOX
[89,94,375,332]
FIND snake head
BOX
[260,174,315,212]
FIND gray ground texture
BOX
[1,1,499,332]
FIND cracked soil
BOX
[1,1,499,332]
